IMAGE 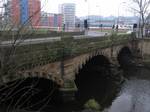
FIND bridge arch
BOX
[75,55,117,106]
[0,70,64,88]
[117,46,134,68]
[0,77,62,110]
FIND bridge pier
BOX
[59,59,78,102]
[59,80,77,102]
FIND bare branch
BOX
[130,7,140,13]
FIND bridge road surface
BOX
[0,31,110,46]
[73,30,110,39]
[86,30,110,37]
[0,37,61,47]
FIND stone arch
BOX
[0,76,62,110]
[74,50,107,75]
[117,46,134,68]
[0,71,63,88]
[75,54,117,107]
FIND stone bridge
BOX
[0,33,150,101]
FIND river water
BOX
[107,78,150,112]
[0,64,150,112]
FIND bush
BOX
[84,99,101,111]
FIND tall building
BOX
[40,12,50,27]
[49,14,54,27]
[20,0,29,24]
[10,0,41,27]
[28,0,41,27]
[60,3,76,30]
[10,0,19,25]
[57,14,63,28]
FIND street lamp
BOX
[85,0,90,30]
[96,5,102,31]
[117,2,126,27]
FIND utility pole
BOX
[60,47,65,79]
[117,2,126,33]
[85,0,90,29]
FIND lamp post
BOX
[85,0,90,29]
[96,5,102,31]
[117,2,126,33]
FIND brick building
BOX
[11,0,20,25]
[28,0,41,27]
[10,0,41,27]
[40,12,63,30]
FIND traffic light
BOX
[84,19,88,29]
[133,24,137,29]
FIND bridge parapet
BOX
[0,34,132,85]
[15,35,130,65]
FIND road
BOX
[85,30,110,37]
[0,31,110,46]
[0,37,61,46]
[73,30,110,39]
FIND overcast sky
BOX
[41,0,133,17]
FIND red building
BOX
[10,0,41,27]
[11,0,20,25]
[28,0,41,27]
[49,14,54,27]
[40,12,63,30]
[57,14,63,28]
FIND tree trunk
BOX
[141,13,145,38]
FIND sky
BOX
[41,0,133,17]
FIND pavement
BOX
[0,31,110,46]
[0,37,61,46]
[85,30,110,37]
[73,30,110,39]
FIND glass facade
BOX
[61,3,76,29]
[20,0,29,24]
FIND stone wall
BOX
[0,34,132,86]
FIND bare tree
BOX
[0,0,59,112]
[131,0,150,38]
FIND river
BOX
[103,63,150,112]
[107,78,150,112]
[0,63,150,112]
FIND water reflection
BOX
[108,79,150,112]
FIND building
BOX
[79,15,138,30]
[40,12,50,27]
[60,3,76,30]
[40,12,63,30]
[9,0,41,27]
[57,14,63,28]
[28,0,41,27]
[53,14,63,28]
[49,14,54,27]
[11,0,20,25]
[20,0,29,24]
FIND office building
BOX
[28,0,41,27]
[10,0,41,27]
[10,0,20,25]
[20,0,29,24]
[60,3,76,30]
[40,12,63,29]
